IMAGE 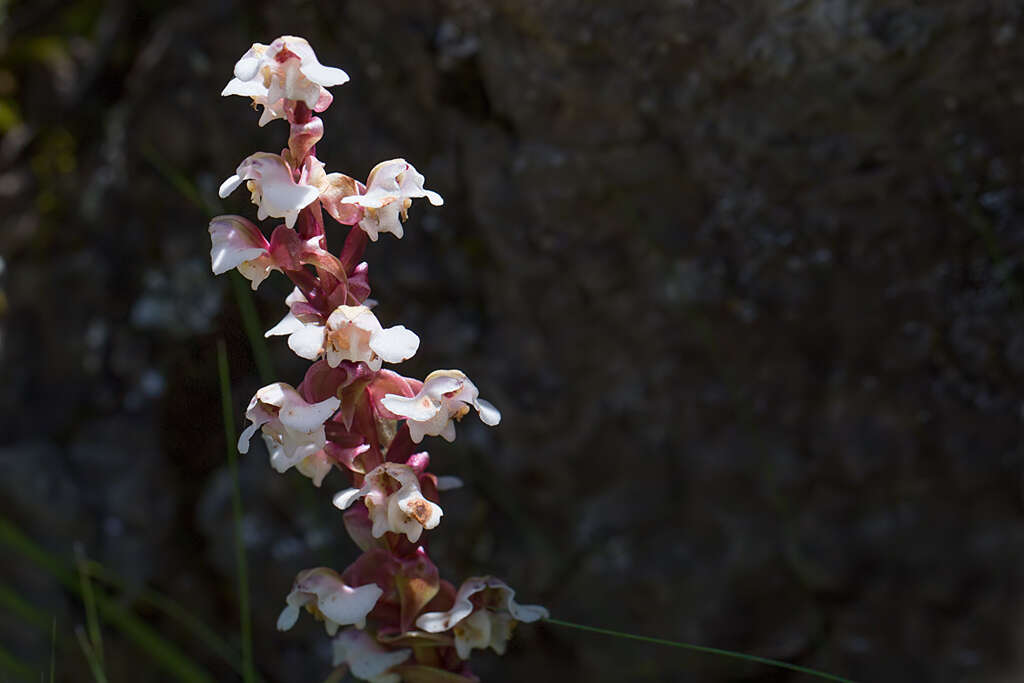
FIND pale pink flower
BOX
[208,215,277,289]
[331,629,410,683]
[222,35,349,126]
[276,567,383,635]
[238,382,340,477]
[332,463,442,543]
[266,300,419,371]
[415,577,548,659]
[341,159,443,240]
[219,153,319,229]
[380,370,500,443]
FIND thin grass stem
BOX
[229,272,275,383]
[75,626,109,683]
[75,545,104,668]
[50,618,56,683]
[545,617,857,683]
[218,339,257,683]
[142,143,275,383]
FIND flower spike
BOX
[210,35,546,680]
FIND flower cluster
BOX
[210,36,546,682]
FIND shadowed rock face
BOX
[2,1,1024,681]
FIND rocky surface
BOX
[3,1,1024,681]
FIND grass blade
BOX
[142,143,275,384]
[75,626,109,683]
[75,545,104,668]
[0,582,50,631]
[0,643,34,682]
[545,617,858,683]
[82,560,253,679]
[218,339,257,683]
[229,271,275,383]
[0,517,216,683]
[50,617,56,683]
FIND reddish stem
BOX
[291,100,312,125]
[339,225,369,273]
[295,203,325,242]
[283,268,327,312]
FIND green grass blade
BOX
[545,617,858,683]
[0,643,34,682]
[0,582,50,630]
[50,617,56,683]
[142,143,275,384]
[95,600,214,683]
[75,626,109,683]
[218,339,257,683]
[0,517,216,683]
[75,546,104,668]
[229,271,275,383]
[82,560,253,679]
[140,144,209,213]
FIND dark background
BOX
[3,1,1024,681]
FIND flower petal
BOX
[333,487,367,511]
[218,174,244,198]
[237,423,260,454]
[435,475,463,491]
[287,324,327,361]
[276,604,301,631]
[368,326,420,364]
[264,311,307,337]
[415,577,487,633]
[222,77,267,98]
[420,372,467,399]
[332,629,410,681]
[475,398,501,427]
[278,396,340,433]
[209,215,269,275]
[380,394,439,422]
[317,583,383,629]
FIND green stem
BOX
[50,618,56,683]
[75,626,109,683]
[544,617,857,683]
[75,546,105,668]
[141,142,275,384]
[230,271,275,384]
[218,339,257,683]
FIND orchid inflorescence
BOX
[209,36,547,682]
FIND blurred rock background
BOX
[2,0,1024,681]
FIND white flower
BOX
[222,35,349,126]
[332,629,410,683]
[276,568,382,635]
[322,306,419,370]
[219,153,319,229]
[341,159,443,240]
[238,382,340,476]
[208,215,278,289]
[294,449,335,488]
[266,298,419,371]
[380,370,500,443]
[415,577,548,660]
[332,463,442,543]
[262,287,326,362]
